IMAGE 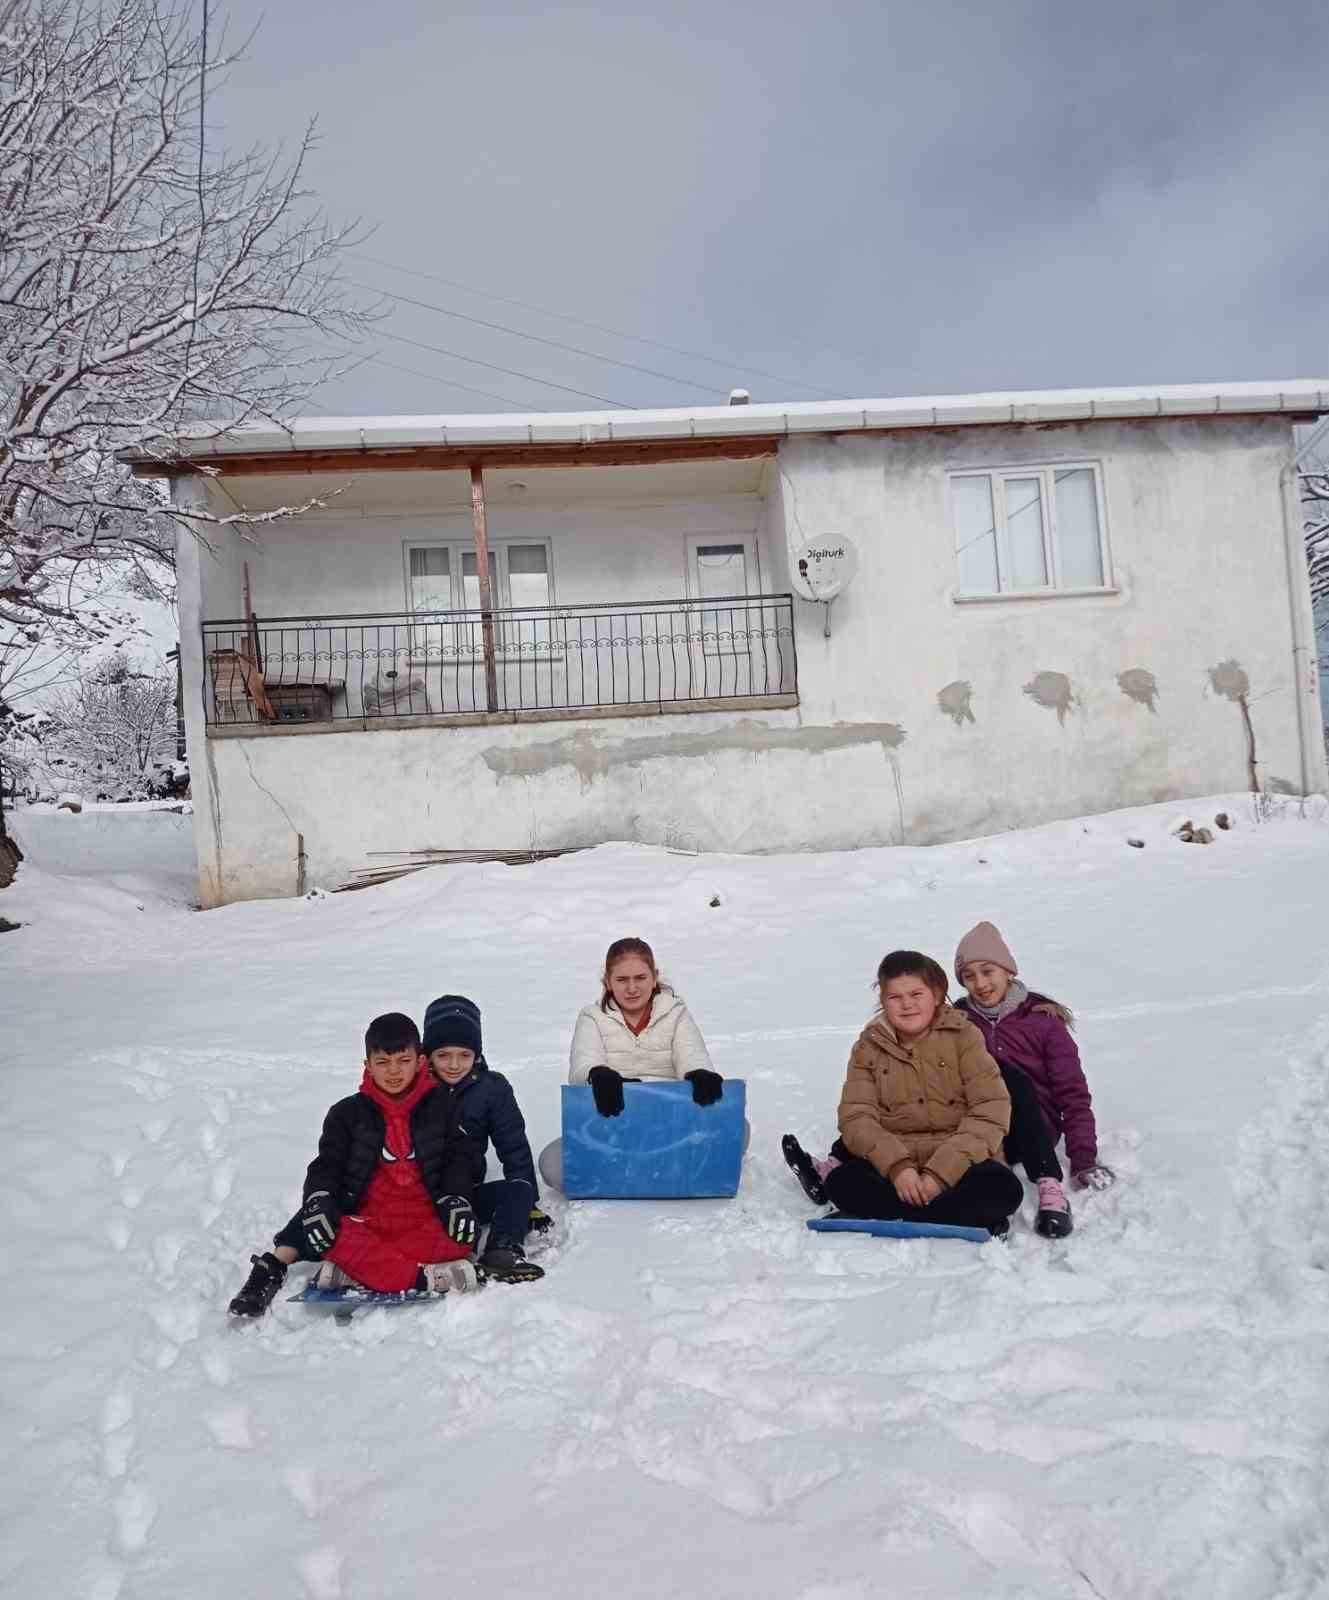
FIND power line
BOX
[376,327,626,408]
[365,353,542,411]
[349,250,842,399]
[351,279,728,398]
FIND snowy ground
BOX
[4,795,1329,1600]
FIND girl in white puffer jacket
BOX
[538,937,728,1189]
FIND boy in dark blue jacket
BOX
[421,994,547,1282]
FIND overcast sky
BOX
[212,0,1329,416]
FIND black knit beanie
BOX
[422,994,483,1058]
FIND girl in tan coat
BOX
[818,950,1023,1236]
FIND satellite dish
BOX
[791,537,858,603]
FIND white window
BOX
[950,464,1109,597]
[405,539,553,656]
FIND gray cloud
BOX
[213,0,1329,413]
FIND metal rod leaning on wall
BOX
[469,463,500,714]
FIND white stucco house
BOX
[141,379,1329,906]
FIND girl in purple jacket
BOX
[953,922,1115,1231]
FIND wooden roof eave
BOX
[128,434,784,480]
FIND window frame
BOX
[402,536,557,661]
[948,461,1113,600]
[685,531,761,656]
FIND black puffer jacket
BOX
[301,1083,482,1213]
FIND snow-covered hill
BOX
[3,795,1328,1599]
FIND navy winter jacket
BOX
[441,1056,539,1201]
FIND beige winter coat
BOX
[837,1004,1010,1190]
[568,989,714,1083]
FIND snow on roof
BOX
[142,379,1329,461]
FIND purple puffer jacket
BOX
[955,992,1098,1172]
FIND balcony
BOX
[201,594,798,732]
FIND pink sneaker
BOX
[1035,1178,1073,1239]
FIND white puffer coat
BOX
[568,989,714,1083]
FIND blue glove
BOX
[301,1190,340,1257]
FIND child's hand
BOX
[1072,1164,1116,1192]
[916,1172,944,1205]
[684,1068,724,1106]
[893,1167,928,1206]
[588,1066,625,1117]
[436,1194,477,1247]
[301,1191,340,1257]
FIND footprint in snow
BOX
[203,1092,232,1126]
[285,1465,320,1518]
[123,1073,171,1103]
[152,1234,183,1278]
[87,1562,125,1600]
[100,1387,134,1480]
[113,1480,156,1554]
[201,1348,231,1388]
[298,1545,342,1600]
[204,1406,254,1450]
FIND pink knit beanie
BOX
[954,921,1018,980]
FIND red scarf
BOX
[359,1065,433,1185]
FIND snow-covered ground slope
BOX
[3,796,1329,1600]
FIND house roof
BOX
[130,379,1329,474]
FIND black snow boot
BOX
[528,1207,555,1236]
[228,1252,288,1318]
[782,1134,828,1207]
[481,1237,545,1283]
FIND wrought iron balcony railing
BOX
[201,594,798,727]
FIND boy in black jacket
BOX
[229,1012,483,1318]
[421,994,546,1282]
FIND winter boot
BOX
[419,1259,485,1296]
[528,1207,555,1236]
[1034,1178,1073,1239]
[311,1261,361,1291]
[782,1134,828,1207]
[228,1252,287,1318]
[481,1237,545,1283]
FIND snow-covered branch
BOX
[0,0,373,639]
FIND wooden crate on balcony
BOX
[208,648,274,722]
[267,683,337,722]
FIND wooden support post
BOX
[469,463,499,713]
[242,561,262,672]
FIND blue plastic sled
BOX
[561,1080,746,1199]
[290,1283,432,1321]
[807,1216,991,1245]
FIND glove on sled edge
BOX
[684,1068,724,1107]
[588,1065,625,1117]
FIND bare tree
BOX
[1303,468,1329,614]
[43,652,176,797]
[0,0,370,650]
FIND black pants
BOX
[272,1179,532,1259]
[823,1154,1024,1232]
[1000,1063,1062,1182]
